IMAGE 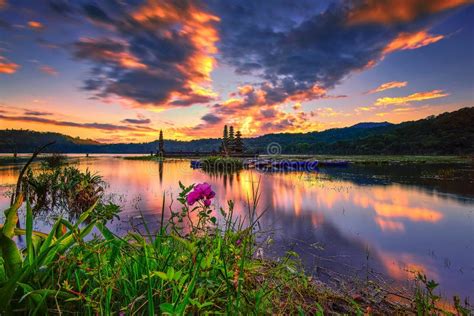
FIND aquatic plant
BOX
[200,156,243,172]
[24,165,104,215]
[41,152,67,169]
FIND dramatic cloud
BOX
[374,89,449,106]
[365,81,408,94]
[348,0,472,25]
[66,0,220,108]
[40,0,459,115]
[212,1,376,101]
[186,82,328,137]
[0,55,19,74]
[121,118,151,124]
[207,0,462,112]
[39,65,58,76]
[74,38,147,70]
[0,114,157,132]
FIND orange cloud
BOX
[28,21,44,29]
[39,65,58,76]
[355,106,376,113]
[348,0,472,25]
[374,89,449,106]
[177,81,336,137]
[383,30,444,55]
[132,0,220,102]
[363,30,445,69]
[286,85,327,102]
[292,103,302,111]
[0,56,19,74]
[114,52,147,70]
[76,38,147,70]
[365,81,408,94]
[0,0,6,10]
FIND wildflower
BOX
[186,182,215,206]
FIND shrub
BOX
[200,156,243,172]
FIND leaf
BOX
[75,199,99,228]
[0,232,22,277]
[39,219,61,254]
[167,266,175,280]
[151,271,168,280]
[26,199,34,266]
[160,302,175,314]
[1,193,23,238]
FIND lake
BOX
[0,155,473,299]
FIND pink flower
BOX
[186,183,215,206]
[186,191,201,205]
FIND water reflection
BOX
[0,157,472,298]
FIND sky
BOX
[0,0,473,143]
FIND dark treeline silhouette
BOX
[1,107,473,155]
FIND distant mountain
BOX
[1,107,473,155]
[350,122,392,129]
[0,130,102,153]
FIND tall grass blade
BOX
[26,199,34,266]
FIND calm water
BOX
[0,155,473,299]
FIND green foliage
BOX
[90,202,121,223]
[24,165,104,215]
[200,156,243,171]
[41,153,67,169]
[415,273,442,315]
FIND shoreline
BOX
[2,154,472,168]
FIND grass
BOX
[0,153,472,314]
[261,154,473,165]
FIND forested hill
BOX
[1,107,473,155]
